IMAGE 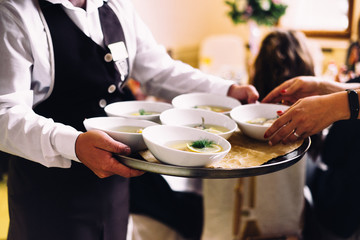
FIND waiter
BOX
[0,0,259,239]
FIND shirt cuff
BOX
[207,77,235,96]
[52,125,82,163]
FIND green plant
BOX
[225,0,287,26]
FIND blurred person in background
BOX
[345,17,360,77]
[336,17,360,83]
[250,29,315,101]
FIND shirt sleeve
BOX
[0,4,81,168]
[128,5,235,101]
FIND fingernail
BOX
[264,133,268,138]
[276,110,283,115]
[268,141,273,146]
[281,89,287,94]
[125,146,131,154]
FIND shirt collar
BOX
[45,0,104,13]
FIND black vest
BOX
[34,1,134,131]
[7,2,132,239]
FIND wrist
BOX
[227,84,238,97]
[319,80,342,95]
[323,92,350,121]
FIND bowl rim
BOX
[83,116,158,135]
[230,103,289,127]
[159,108,238,133]
[104,100,173,116]
[171,92,241,110]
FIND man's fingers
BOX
[75,130,142,179]
[106,157,144,178]
[94,131,132,155]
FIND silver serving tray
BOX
[115,137,311,179]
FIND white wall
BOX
[131,0,247,49]
[132,0,359,48]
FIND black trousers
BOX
[130,173,204,240]
[7,157,129,240]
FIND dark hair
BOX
[250,29,315,100]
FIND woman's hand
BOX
[264,92,349,145]
[75,130,144,178]
[227,84,259,104]
[261,76,358,105]
[261,76,322,105]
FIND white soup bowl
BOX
[83,117,158,152]
[104,100,173,123]
[171,92,241,115]
[230,103,289,141]
[142,125,231,167]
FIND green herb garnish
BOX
[190,139,215,149]
[139,109,146,115]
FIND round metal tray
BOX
[115,137,311,178]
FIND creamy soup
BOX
[246,117,277,127]
[111,126,143,133]
[193,105,231,113]
[130,109,160,116]
[166,139,223,153]
[188,123,230,134]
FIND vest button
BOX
[104,53,113,62]
[99,99,107,108]
[108,84,116,93]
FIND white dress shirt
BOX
[0,0,235,168]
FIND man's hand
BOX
[227,84,259,104]
[75,130,143,178]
